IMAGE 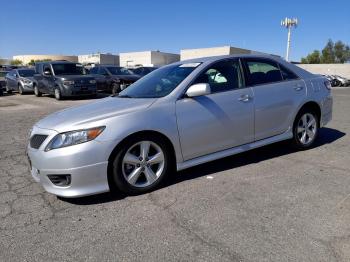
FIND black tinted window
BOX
[52,63,85,75]
[193,60,243,93]
[245,59,282,85]
[18,69,35,77]
[89,67,98,74]
[279,65,298,80]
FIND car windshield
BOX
[118,63,200,98]
[107,67,133,75]
[52,64,85,75]
[18,69,35,77]
[0,71,8,77]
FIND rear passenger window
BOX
[193,60,243,93]
[245,59,282,85]
[279,65,299,80]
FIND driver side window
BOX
[193,60,243,93]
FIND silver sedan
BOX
[27,55,333,197]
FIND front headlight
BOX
[45,126,105,151]
[89,79,96,84]
[22,78,32,84]
[63,80,75,86]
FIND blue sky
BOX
[0,0,349,61]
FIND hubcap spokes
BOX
[297,113,317,145]
[122,141,165,187]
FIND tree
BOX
[301,50,321,64]
[321,39,335,63]
[10,59,23,66]
[334,41,350,63]
[27,59,52,66]
[301,39,350,64]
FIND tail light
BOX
[324,80,332,90]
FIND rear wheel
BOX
[111,135,173,195]
[34,85,42,97]
[292,109,319,149]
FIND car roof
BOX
[175,54,282,64]
[36,61,78,65]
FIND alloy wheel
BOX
[297,113,317,145]
[122,141,165,188]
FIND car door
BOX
[97,67,109,91]
[176,59,254,161]
[242,58,306,141]
[42,64,55,94]
[7,70,16,90]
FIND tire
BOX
[34,85,42,97]
[292,109,319,149]
[54,87,62,100]
[112,83,121,95]
[18,84,24,95]
[111,134,173,195]
[6,84,12,94]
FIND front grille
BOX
[30,134,48,149]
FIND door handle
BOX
[238,94,252,102]
[294,85,304,91]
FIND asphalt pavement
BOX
[0,89,349,262]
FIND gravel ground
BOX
[0,89,349,262]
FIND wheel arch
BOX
[106,130,177,191]
[294,101,321,127]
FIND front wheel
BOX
[111,135,173,195]
[292,110,319,149]
[34,85,42,97]
[54,87,62,100]
[6,84,12,94]
[111,83,121,95]
[18,84,24,95]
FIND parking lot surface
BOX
[0,90,349,262]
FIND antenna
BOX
[281,17,298,61]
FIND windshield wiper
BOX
[114,94,132,98]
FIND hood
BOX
[112,74,140,82]
[55,75,95,81]
[21,76,35,82]
[35,97,156,131]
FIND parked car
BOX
[5,68,35,94]
[332,75,350,86]
[0,71,9,96]
[27,54,333,198]
[130,66,157,77]
[89,65,140,94]
[33,61,97,100]
[322,75,340,87]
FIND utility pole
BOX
[281,17,298,61]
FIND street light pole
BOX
[281,17,298,62]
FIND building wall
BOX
[151,52,180,67]
[13,55,78,65]
[298,64,350,78]
[119,51,179,67]
[78,54,119,65]
[180,46,276,60]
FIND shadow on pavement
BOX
[61,127,345,205]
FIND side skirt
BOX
[176,131,293,171]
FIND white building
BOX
[119,51,180,67]
[180,46,276,60]
[78,53,119,65]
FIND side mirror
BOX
[186,83,211,97]
[43,69,51,76]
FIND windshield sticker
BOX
[179,63,201,68]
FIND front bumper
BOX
[61,84,97,97]
[27,126,116,197]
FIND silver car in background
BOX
[5,68,36,94]
[27,55,333,197]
